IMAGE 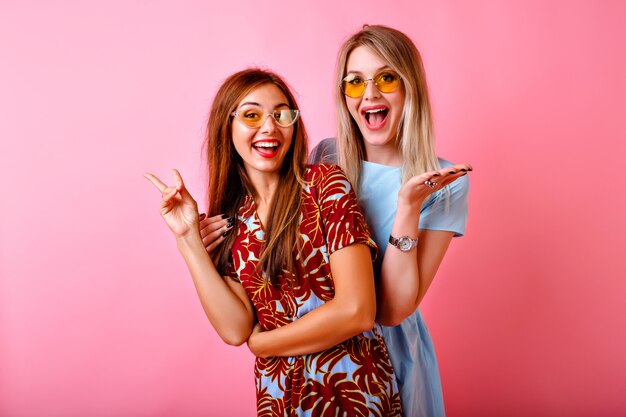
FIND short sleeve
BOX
[312,164,377,256]
[308,138,337,164]
[419,165,469,237]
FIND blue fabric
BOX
[359,160,468,417]
[309,139,470,417]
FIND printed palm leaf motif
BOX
[256,385,285,417]
[317,165,376,259]
[299,371,370,416]
[256,303,291,330]
[345,337,381,395]
[242,270,282,307]
[369,389,402,417]
[276,271,306,315]
[306,342,349,376]
[287,356,306,411]
[232,166,397,416]
[300,177,326,247]
[371,332,395,378]
[294,259,334,302]
[297,180,337,302]
[256,356,292,393]
[345,336,394,396]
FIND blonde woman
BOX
[310,25,472,417]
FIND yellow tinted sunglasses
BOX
[231,107,300,128]
[341,70,402,98]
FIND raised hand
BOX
[144,169,200,238]
[398,163,472,209]
[199,213,234,254]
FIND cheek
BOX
[392,91,405,114]
[231,125,251,153]
[282,128,294,151]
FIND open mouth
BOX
[252,140,280,157]
[362,107,389,129]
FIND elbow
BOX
[219,328,251,347]
[377,303,416,327]
[221,334,247,347]
[378,313,405,328]
[354,314,376,334]
[376,291,424,327]
[348,303,376,334]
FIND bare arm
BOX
[176,233,254,345]
[145,170,254,345]
[246,243,376,358]
[376,163,471,326]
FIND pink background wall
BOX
[1,1,625,416]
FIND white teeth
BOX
[365,108,386,114]
[254,142,278,148]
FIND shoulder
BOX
[305,163,354,201]
[308,138,337,164]
[305,163,348,183]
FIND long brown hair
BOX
[335,24,441,187]
[205,69,308,283]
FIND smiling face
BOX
[231,83,294,183]
[344,45,405,164]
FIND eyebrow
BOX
[238,101,290,109]
[345,66,392,75]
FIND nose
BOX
[259,112,278,133]
[362,79,380,100]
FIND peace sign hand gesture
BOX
[144,169,200,238]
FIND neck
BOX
[363,142,402,166]
[249,171,280,208]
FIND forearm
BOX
[249,244,377,358]
[377,203,421,326]
[176,233,253,345]
[249,297,374,358]
[378,214,455,326]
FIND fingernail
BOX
[227,217,234,223]
[227,223,234,228]
[448,171,457,175]
[432,173,441,177]
[222,231,230,237]
[467,167,473,171]
[460,169,467,172]
[221,214,229,219]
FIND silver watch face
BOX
[398,237,413,251]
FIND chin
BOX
[362,132,395,147]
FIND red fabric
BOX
[230,164,401,417]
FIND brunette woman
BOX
[146,69,401,416]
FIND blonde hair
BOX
[335,24,441,186]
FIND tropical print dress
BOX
[229,164,402,417]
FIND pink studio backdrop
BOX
[1,1,625,416]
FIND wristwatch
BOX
[388,235,418,252]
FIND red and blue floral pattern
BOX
[230,164,401,417]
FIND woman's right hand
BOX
[144,169,199,238]
[398,163,472,210]
[199,213,234,254]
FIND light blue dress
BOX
[309,139,470,417]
